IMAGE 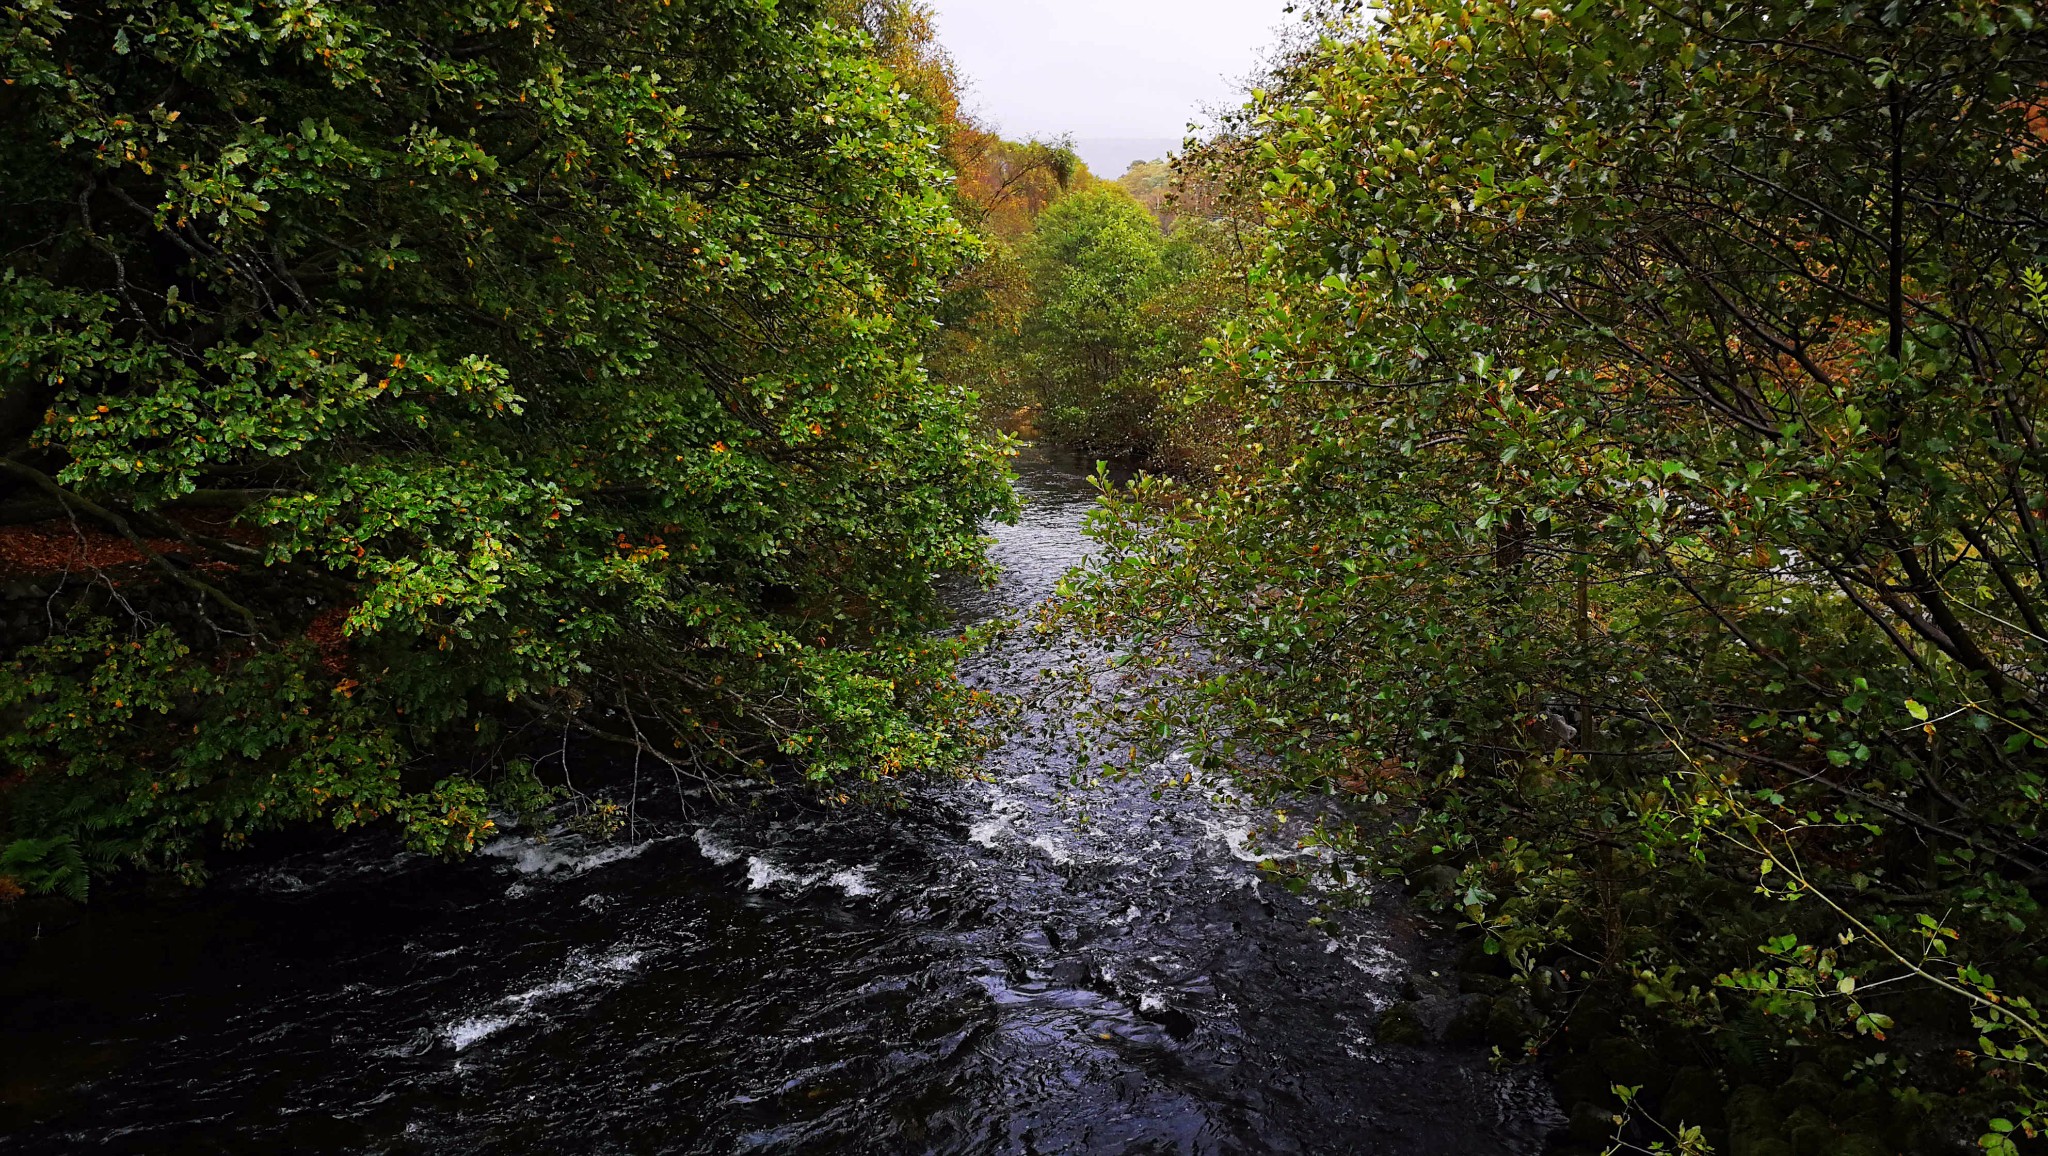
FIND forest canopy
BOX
[0,0,1014,895]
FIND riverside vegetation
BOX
[0,0,1022,893]
[1046,0,2048,1153]
[6,0,2048,1154]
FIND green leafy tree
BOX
[1014,186,1169,454]
[969,168,1254,466]
[0,0,1014,894]
[1116,158,1173,226]
[1004,183,1254,462]
[1063,0,2048,1142]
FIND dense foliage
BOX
[923,135,1085,423]
[1013,188,1174,454]
[1061,0,2048,1147]
[967,184,1246,464]
[0,0,1015,896]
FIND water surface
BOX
[0,446,1556,1154]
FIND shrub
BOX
[1063,0,2048,1141]
[0,0,1013,892]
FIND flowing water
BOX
[0,446,1557,1155]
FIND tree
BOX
[1065,0,2048,1139]
[1003,184,1253,464]
[1116,159,1173,226]
[1001,186,1169,455]
[0,0,1014,894]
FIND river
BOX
[0,446,1557,1154]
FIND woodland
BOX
[4,0,2048,1153]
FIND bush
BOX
[1062,0,2048,1142]
[0,0,1013,892]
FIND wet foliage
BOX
[0,0,1014,892]
[1056,0,2048,1149]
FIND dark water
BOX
[0,446,1556,1155]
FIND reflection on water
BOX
[0,445,1556,1155]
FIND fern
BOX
[0,837,90,902]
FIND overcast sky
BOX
[924,0,1298,170]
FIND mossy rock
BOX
[1553,1058,1614,1109]
[1783,1107,1831,1156]
[1486,995,1537,1050]
[1407,863,1460,900]
[1818,1045,1861,1079]
[1561,1002,1623,1050]
[1776,1061,1840,1114]
[1567,1100,1620,1145]
[1833,1083,1888,1122]
[1592,1037,1669,1099]
[1662,1065,1724,1133]
[1787,1124,1833,1156]
[1375,1000,1431,1047]
[1785,1104,1829,1132]
[1457,970,1509,996]
[1725,1084,1780,1132]
[1726,1083,1789,1156]
[1792,1124,1895,1156]
[1443,993,1491,1045]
